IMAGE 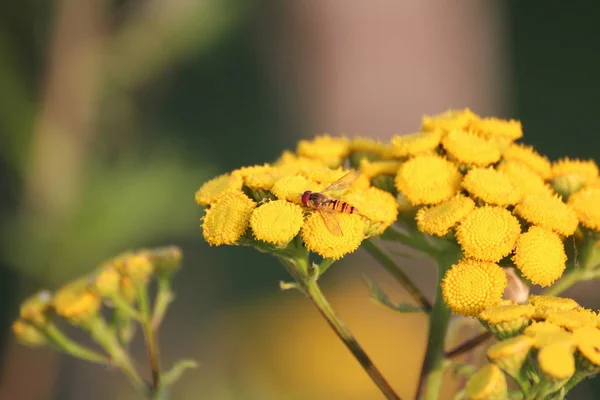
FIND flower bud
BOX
[12,320,47,347]
[20,290,52,327]
[465,363,508,400]
[53,278,101,325]
[150,246,183,277]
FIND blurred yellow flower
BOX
[301,212,364,260]
[574,327,600,368]
[250,200,304,245]
[538,343,575,380]
[275,150,327,172]
[512,226,566,287]
[390,130,442,157]
[415,194,475,236]
[568,187,600,231]
[442,258,507,317]
[296,135,350,166]
[20,291,53,326]
[271,175,322,205]
[528,295,581,312]
[441,129,501,166]
[502,143,551,179]
[53,278,101,324]
[341,186,398,227]
[350,137,394,159]
[486,335,533,377]
[421,108,478,132]
[456,206,521,262]
[479,303,536,339]
[514,194,578,237]
[93,265,121,298]
[462,167,522,206]
[120,253,154,283]
[497,160,552,196]
[545,309,598,331]
[359,159,402,179]
[195,173,244,206]
[231,164,273,179]
[395,154,462,205]
[12,320,46,347]
[244,169,282,191]
[201,191,256,246]
[468,117,523,141]
[465,363,507,400]
[528,329,575,350]
[524,321,565,336]
[552,158,599,186]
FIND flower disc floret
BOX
[456,207,521,262]
[545,309,598,331]
[421,108,478,132]
[502,143,551,179]
[552,158,599,184]
[512,227,566,287]
[497,161,552,196]
[514,194,578,236]
[442,259,507,317]
[201,191,256,246]
[359,159,402,179]
[462,168,522,206]
[568,187,600,231]
[465,364,507,400]
[528,295,581,312]
[415,194,475,236]
[350,137,394,158]
[441,129,501,166]
[391,130,442,157]
[271,175,322,204]
[468,117,523,141]
[195,173,243,206]
[301,213,364,260]
[395,154,462,205]
[296,135,349,166]
[250,200,304,245]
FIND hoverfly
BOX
[300,171,361,236]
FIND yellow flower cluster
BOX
[466,296,600,399]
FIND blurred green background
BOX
[0,2,599,399]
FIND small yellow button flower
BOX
[479,304,536,339]
[538,343,575,381]
[462,167,522,206]
[121,253,154,283]
[441,129,501,166]
[552,158,599,186]
[497,160,552,196]
[12,320,47,347]
[201,191,256,246]
[275,150,327,173]
[341,186,398,226]
[465,363,507,400]
[296,135,350,167]
[195,173,244,206]
[574,327,600,368]
[390,130,442,157]
[20,291,53,326]
[421,108,478,132]
[301,212,365,260]
[93,266,121,298]
[415,194,475,236]
[53,278,101,324]
[250,200,305,245]
[528,295,581,312]
[231,164,273,179]
[359,159,402,179]
[468,117,523,141]
[502,143,551,179]
[524,321,564,336]
[528,329,575,350]
[350,137,395,159]
[442,258,507,317]
[456,206,521,262]
[568,187,600,231]
[271,175,323,205]
[514,194,578,236]
[545,309,599,331]
[486,335,533,377]
[395,154,462,205]
[244,169,283,191]
[512,227,566,287]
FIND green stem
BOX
[138,283,162,391]
[416,250,461,400]
[542,269,586,296]
[444,331,492,359]
[151,278,174,329]
[279,256,401,400]
[362,239,432,312]
[44,323,109,364]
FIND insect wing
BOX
[317,209,343,236]
[322,171,361,194]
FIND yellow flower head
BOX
[552,158,599,187]
[350,137,394,159]
[462,168,522,206]
[250,200,305,245]
[150,246,183,277]
[545,309,599,331]
[456,206,521,262]
[442,258,507,317]
[341,186,398,226]
[497,161,553,196]
[296,135,350,166]
[502,143,551,179]
[574,327,600,368]
[201,191,256,246]
[299,167,347,186]
[468,117,523,141]
[275,150,326,173]
[119,253,154,283]
[514,194,578,237]
[93,265,121,298]
[390,130,442,157]
[568,187,600,231]
[20,290,53,327]
[301,212,365,260]
[395,154,462,205]
[421,108,478,132]
[528,329,575,350]
[231,164,273,179]
[195,173,244,206]
[465,364,507,400]
[486,335,533,376]
[479,303,536,339]
[53,278,101,324]
[271,175,323,204]
[538,343,575,381]
[244,169,283,191]
[415,194,475,236]
[441,129,501,166]
[512,226,566,287]
[12,320,47,347]
[528,295,581,312]
[359,159,402,179]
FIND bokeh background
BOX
[1,2,600,399]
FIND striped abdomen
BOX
[325,199,358,214]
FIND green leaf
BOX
[161,359,198,387]
[364,278,424,313]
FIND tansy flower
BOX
[514,194,578,237]
[20,291,53,326]
[512,226,566,287]
[341,186,398,226]
[497,161,552,196]
[390,130,442,157]
[441,129,501,166]
[486,335,533,377]
[12,320,46,347]
[568,187,600,231]
[359,159,402,179]
[545,309,598,331]
[93,266,121,298]
[468,117,523,141]
[441,259,507,317]
[299,167,347,186]
[538,343,576,381]
[456,206,521,262]
[350,137,394,159]
[574,327,600,370]
[195,173,244,206]
[53,278,101,324]
[479,304,536,339]
[421,108,478,133]
[244,169,283,191]
[301,212,365,260]
[524,321,565,336]
[528,329,575,350]
[120,253,154,283]
[250,200,304,245]
[462,168,522,206]
[296,135,350,167]
[502,143,551,179]
[415,194,475,236]
[201,191,256,246]
[271,175,323,205]
[465,363,507,400]
[231,164,273,179]
[528,295,581,312]
[275,150,326,173]
[395,154,462,205]
[552,158,599,187]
